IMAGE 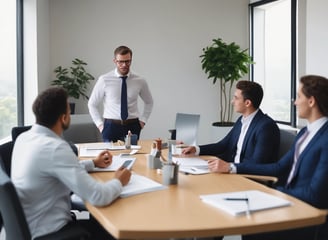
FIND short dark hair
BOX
[300,75,328,116]
[114,46,132,57]
[32,87,68,128]
[236,80,263,109]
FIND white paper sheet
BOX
[200,190,291,216]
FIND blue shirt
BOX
[11,124,122,238]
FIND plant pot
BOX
[212,122,234,127]
[69,102,75,115]
[210,123,233,142]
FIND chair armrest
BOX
[241,174,278,187]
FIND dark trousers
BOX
[77,217,115,240]
[71,200,115,240]
[102,119,141,142]
[242,222,328,240]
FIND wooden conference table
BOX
[79,140,326,239]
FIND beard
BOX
[62,120,70,131]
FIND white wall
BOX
[44,0,249,144]
[29,0,328,144]
[298,0,328,127]
[306,0,328,76]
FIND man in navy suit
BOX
[182,80,280,172]
[216,75,328,240]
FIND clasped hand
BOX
[208,159,230,173]
[93,150,112,168]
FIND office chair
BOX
[0,165,90,240]
[11,125,32,142]
[171,113,200,146]
[0,126,32,177]
[242,129,297,188]
[0,155,4,232]
[63,114,102,143]
[278,128,297,159]
[0,141,13,177]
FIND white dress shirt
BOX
[234,110,258,163]
[194,110,258,161]
[296,117,328,155]
[286,116,328,184]
[88,68,154,127]
[11,124,123,239]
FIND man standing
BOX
[88,45,154,142]
[11,87,131,239]
[182,80,280,171]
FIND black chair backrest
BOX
[0,155,4,231]
[0,141,14,176]
[278,129,297,159]
[0,150,90,240]
[11,126,32,143]
[0,167,32,240]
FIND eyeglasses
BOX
[115,59,132,65]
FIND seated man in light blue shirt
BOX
[11,87,131,239]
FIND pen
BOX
[85,148,110,151]
[224,197,248,201]
[224,196,251,216]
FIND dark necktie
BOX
[120,76,128,120]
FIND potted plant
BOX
[200,38,253,126]
[52,58,95,114]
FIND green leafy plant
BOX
[200,38,253,125]
[52,58,95,100]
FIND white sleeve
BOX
[88,76,105,127]
[139,79,154,123]
[51,142,123,206]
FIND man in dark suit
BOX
[217,75,328,240]
[182,80,280,172]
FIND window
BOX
[0,0,18,141]
[250,0,297,126]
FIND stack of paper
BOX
[79,143,141,157]
[120,174,167,198]
[200,190,291,216]
[173,156,210,175]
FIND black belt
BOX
[106,118,139,125]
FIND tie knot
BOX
[120,76,127,81]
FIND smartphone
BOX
[121,160,132,169]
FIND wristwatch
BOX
[229,163,237,174]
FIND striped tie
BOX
[286,128,309,185]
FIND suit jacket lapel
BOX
[240,110,263,156]
[231,117,242,160]
[292,122,328,180]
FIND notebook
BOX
[200,190,291,216]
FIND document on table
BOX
[91,156,136,172]
[120,173,167,198]
[79,143,141,157]
[172,156,210,174]
[200,190,291,216]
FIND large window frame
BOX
[249,0,297,127]
[17,0,24,126]
[0,0,23,143]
